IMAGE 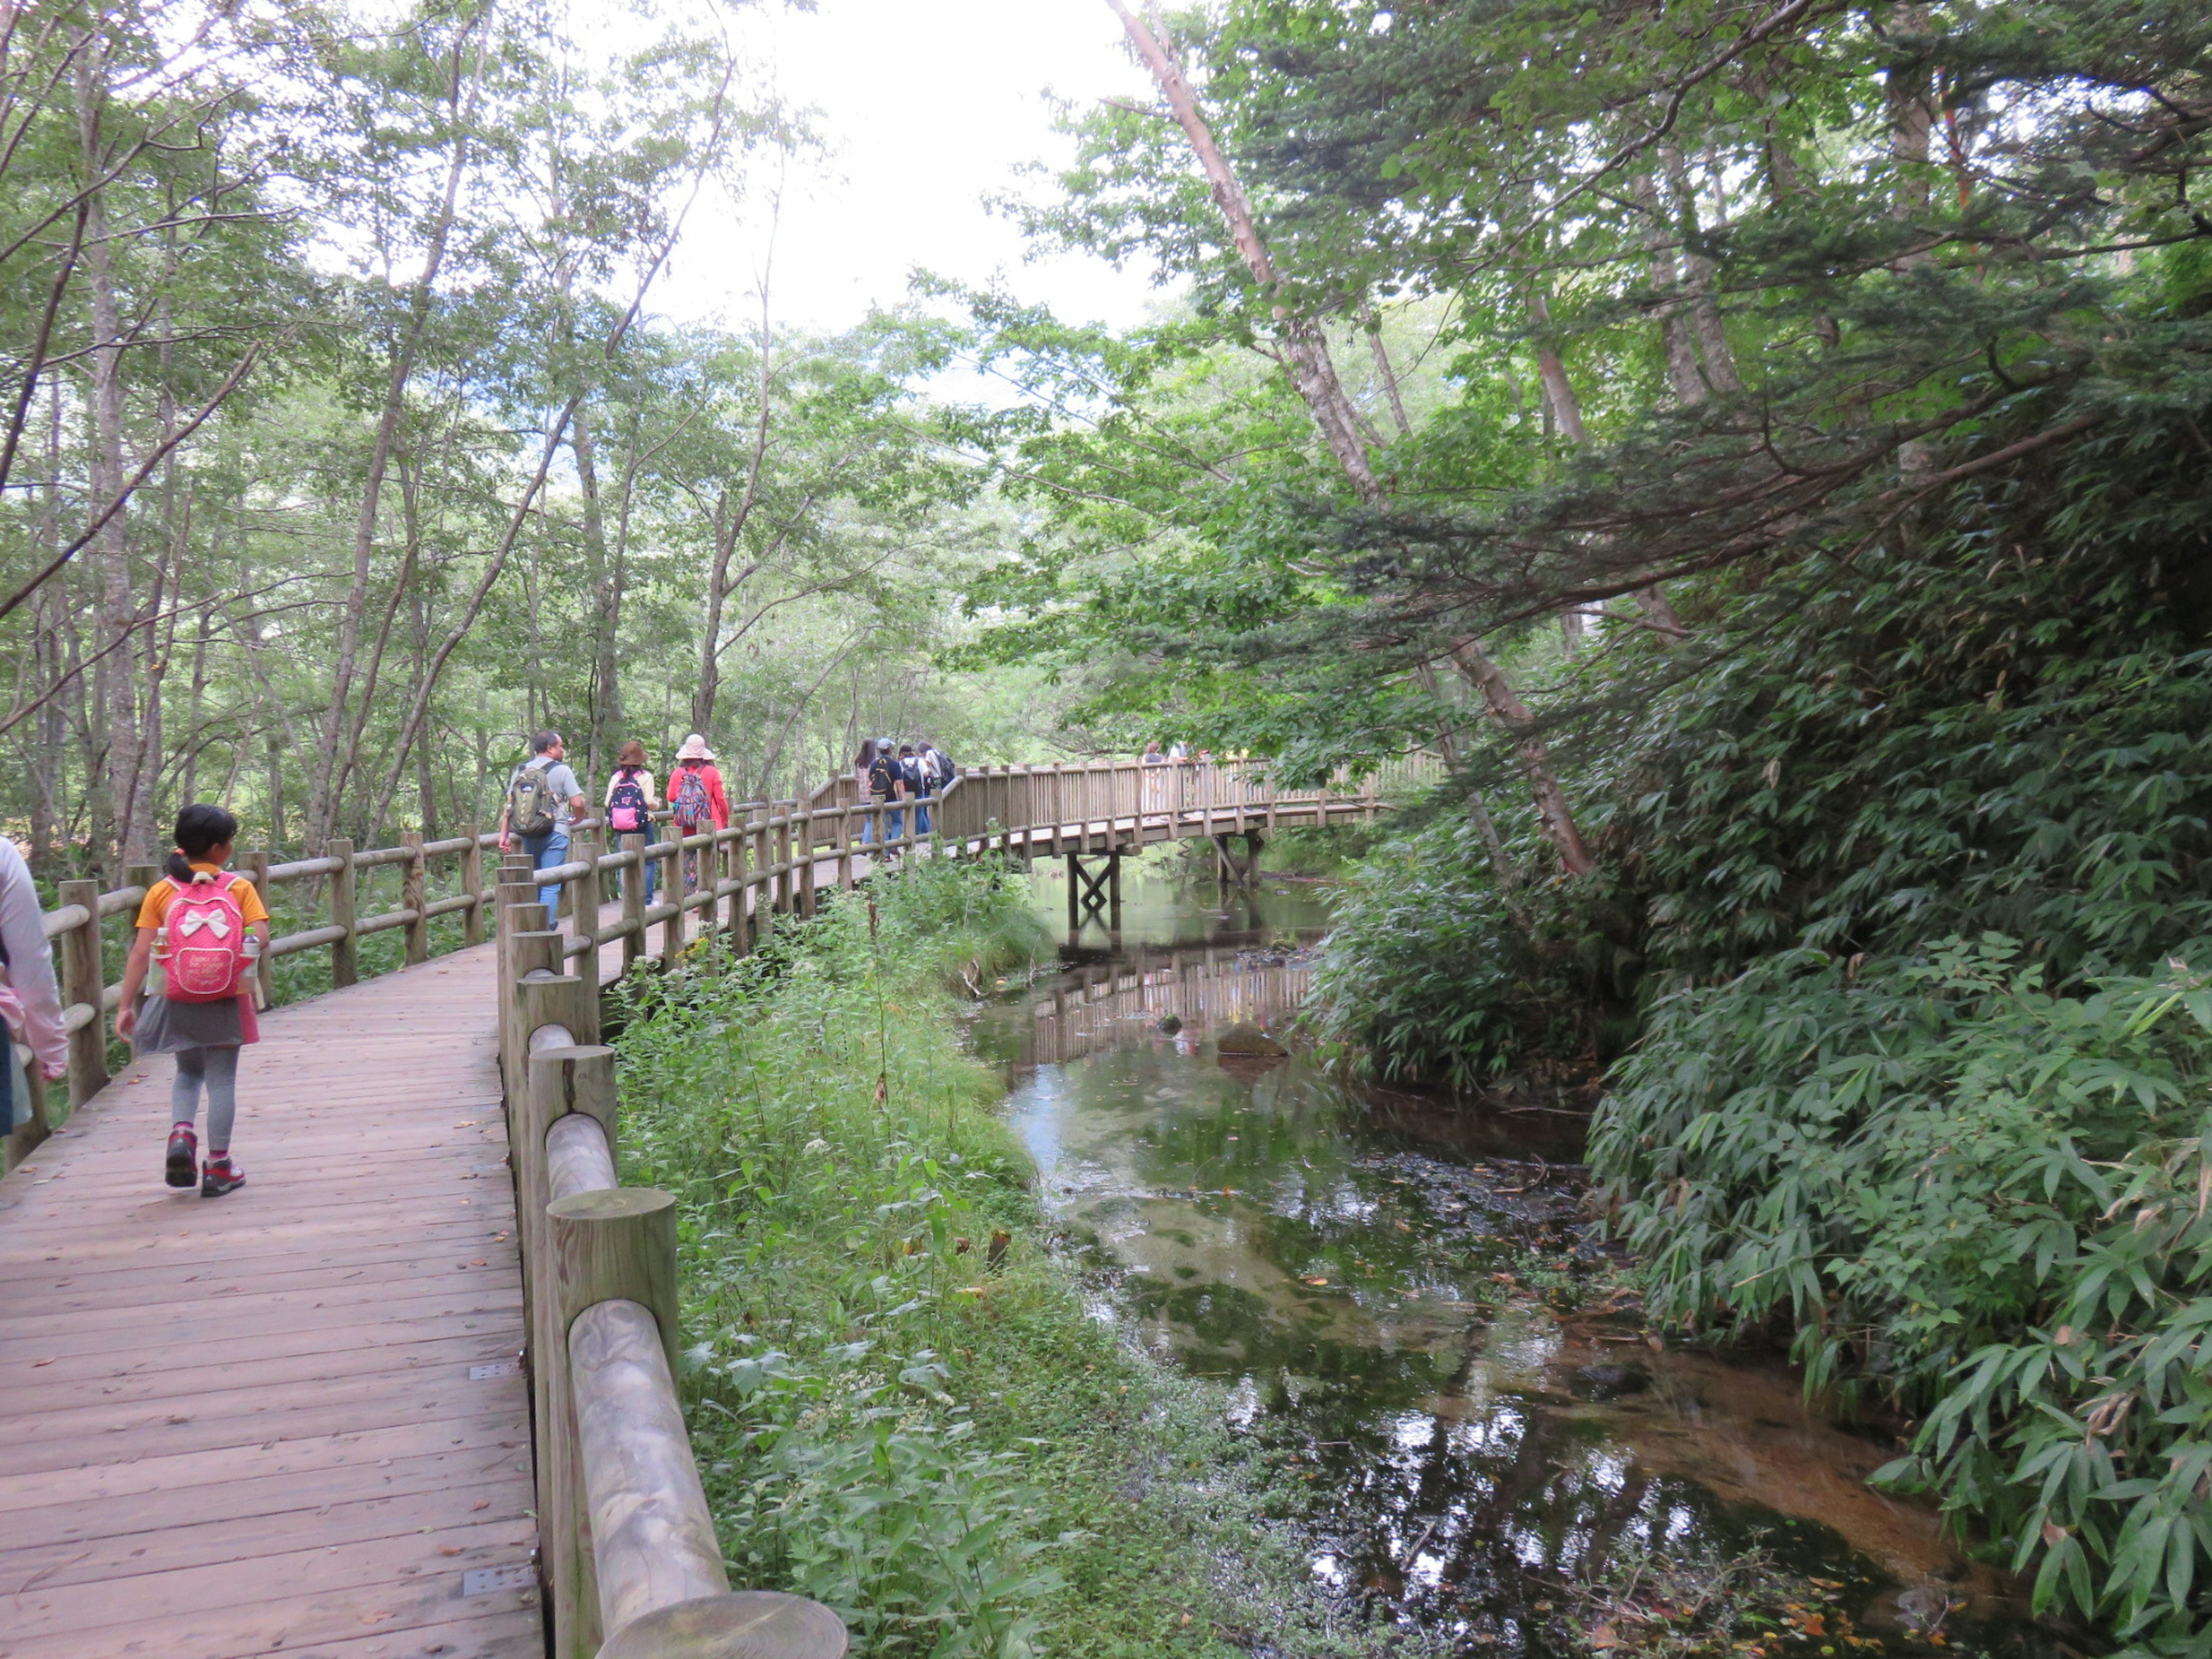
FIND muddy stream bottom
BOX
[968,870,2063,1658]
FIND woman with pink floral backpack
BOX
[115,804,271,1196]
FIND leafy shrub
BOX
[1596,938,2212,1648]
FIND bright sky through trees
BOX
[651,0,1168,335]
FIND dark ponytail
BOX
[167,802,241,885]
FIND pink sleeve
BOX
[0,841,68,1078]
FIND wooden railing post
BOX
[461,826,486,946]
[838,801,854,890]
[56,879,106,1107]
[571,832,601,961]
[400,831,429,965]
[327,837,357,988]
[659,842,686,969]
[799,810,818,918]
[725,826,749,953]
[619,833,645,972]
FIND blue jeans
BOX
[912,799,932,837]
[860,802,904,846]
[520,827,570,927]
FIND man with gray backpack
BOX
[498,730,587,927]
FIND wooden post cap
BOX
[597,1592,848,1659]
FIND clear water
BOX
[969,865,2055,1656]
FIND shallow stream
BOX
[970,868,2054,1657]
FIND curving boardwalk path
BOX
[0,937,540,1659]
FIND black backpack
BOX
[868,754,897,798]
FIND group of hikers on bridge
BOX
[491,729,961,933]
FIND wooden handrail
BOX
[503,877,849,1658]
[12,751,1433,1164]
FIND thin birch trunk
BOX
[306,19,482,845]
[1109,0,1597,873]
[76,32,142,869]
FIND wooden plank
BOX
[0,927,540,1659]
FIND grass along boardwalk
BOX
[0,938,539,1659]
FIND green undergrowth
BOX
[610,853,1368,1658]
[1308,413,2212,1649]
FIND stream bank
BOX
[976,864,2062,1659]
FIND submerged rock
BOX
[1569,1361,1653,1402]
[1215,1020,1288,1057]
[1221,1022,1291,1057]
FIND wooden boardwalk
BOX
[0,937,540,1659]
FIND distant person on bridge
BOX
[605,740,661,904]
[0,836,70,1137]
[857,737,906,853]
[668,733,729,893]
[115,804,271,1198]
[898,744,933,838]
[498,730,586,928]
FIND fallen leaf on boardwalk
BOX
[32,1357,53,1367]
[472,1259,487,1266]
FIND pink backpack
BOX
[162,873,251,1002]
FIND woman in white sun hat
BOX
[666,733,729,894]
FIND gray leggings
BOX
[171,1046,240,1152]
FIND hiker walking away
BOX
[898,744,933,838]
[0,836,69,1138]
[857,737,905,851]
[498,731,586,928]
[917,741,954,837]
[667,733,729,895]
[1141,738,1168,815]
[115,804,270,1197]
[605,740,661,905]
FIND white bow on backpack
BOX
[176,912,232,940]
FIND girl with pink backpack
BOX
[114,804,271,1196]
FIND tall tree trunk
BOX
[1447,640,1596,877]
[76,33,143,871]
[1109,0,1596,872]
[305,20,481,846]
[1637,168,1707,406]
[695,298,778,735]
[1659,143,1741,395]
[571,407,622,776]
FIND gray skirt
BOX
[134,988,245,1054]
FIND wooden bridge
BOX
[0,756,1419,1658]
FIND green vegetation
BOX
[611,857,1357,1659]
[936,2,2212,1649]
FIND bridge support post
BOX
[1065,851,1121,931]
[1212,831,1265,889]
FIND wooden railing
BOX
[492,854,847,1659]
[9,756,1434,1169]
[11,830,498,1169]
